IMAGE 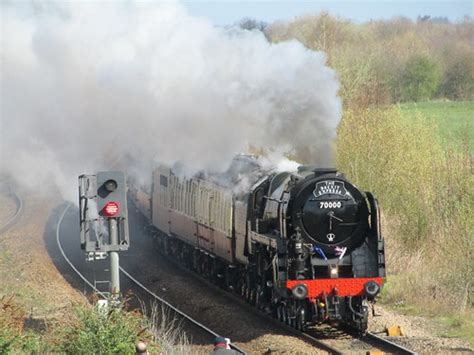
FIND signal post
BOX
[79,171,130,301]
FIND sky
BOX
[183,0,473,25]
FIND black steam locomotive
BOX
[131,155,386,333]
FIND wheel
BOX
[240,283,245,297]
[297,308,306,331]
[289,305,297,328]
[245,286,251,302]
[279,304,287,323]
[255,286,261,308]
[276,305,283,321]
[251,289,257,305]
[285,306,291,325]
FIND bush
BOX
[59,303,145,354]
[440,53,474,100]
[336,107,473,313]
[336,107,444,243]
[266,14,473,105]
[400,55,441,101]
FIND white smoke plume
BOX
[0,1,341,201]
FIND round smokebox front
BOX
[291,176,369,257]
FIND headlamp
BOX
[292,284,308,300]
[364,281,380,298]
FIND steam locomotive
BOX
[130,155,385,333]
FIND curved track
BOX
[55,203,247,354]
[0,185,23,235]
[56,204,107,298]
[56,200,417,354]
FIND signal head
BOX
[102,201,120,217]
[104,179,118,192]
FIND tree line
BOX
[240,14,473,108]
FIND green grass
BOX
[399,101,473,153]
[439,313,474,347]
[380,277,474,347]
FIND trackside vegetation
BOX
[336,107,473,343]
[58,305,145,354]
[0,295,46,354]
[0,296,191,354]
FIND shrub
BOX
[59,303,145,354]
[336,107,444,243]
[400,55,441,101]
[440,53,474,100]
[267,14,474,105]
[336,107,473,313]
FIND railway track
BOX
[366,331,417,354]
[143,220,418,355]
[0,184,23,235]
[57,199,417,354]
[165,259,418,354]
[56,203,247,354]
[299,327,418,354]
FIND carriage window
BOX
[160,175,168,187]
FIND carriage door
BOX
[153,168,170,235]
[197,186,215,252]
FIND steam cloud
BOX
[0,1,341,201]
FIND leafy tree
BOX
[401,55,440,101]
[441,53,474,100]
[267,12,472,104]
[238,17,267,32]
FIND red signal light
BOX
[103,201,120,217]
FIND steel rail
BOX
[299,331,343,354]
[119,267,247,354]
[147,230,417,355]
[0,186,23,235]
[56,203,108,299]
[186,267,343,354]
[150,241,343,354]
[56,203,246,354]
[365,331,418,354]
[131,252,417,355]
[128,196,418,354]
[300,329,419,355]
